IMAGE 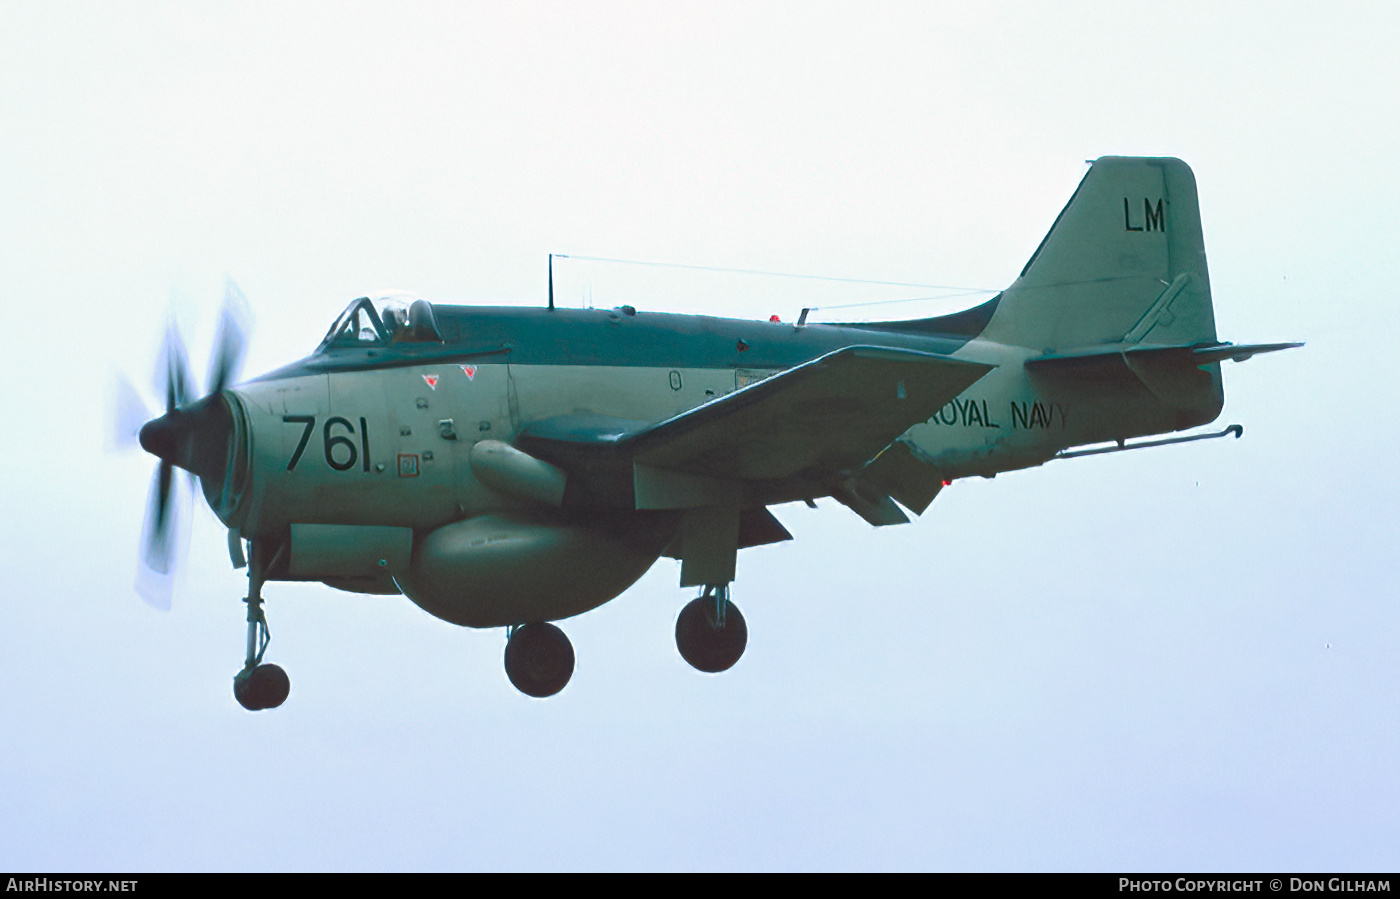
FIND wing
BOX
[628,345,991,479]
[517,345,993,509]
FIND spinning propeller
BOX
[116,281,252,606]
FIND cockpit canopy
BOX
[318,295,444,352]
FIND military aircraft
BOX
[132,156,1297,709]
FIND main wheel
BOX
[504,622,575,698]
[675,596,747,673]
[234,663,291,711]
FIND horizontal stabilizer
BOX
[1172,341,1303,364]
[1027,341,1302,372]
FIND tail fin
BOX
[981,157,1217,351]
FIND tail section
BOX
[863,157,1297,499]
[981,157,1217,351]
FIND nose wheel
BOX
[675,585,747,673]
[234,662,290,711]
[233,540,291,711]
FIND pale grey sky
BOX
[2,0,1396,871]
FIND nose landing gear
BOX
[234,660,290,711]
[233,540,290,712]
[675,585,747,673]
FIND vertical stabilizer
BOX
[980,157,1217,351]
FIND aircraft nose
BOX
[139,412,183,465]
[136,394,235,484]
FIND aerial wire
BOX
[810,289,995,311]
[553,253,992,293]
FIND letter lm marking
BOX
[1123,197,1166,232]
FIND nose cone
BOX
[139,412,183,465]
[136,394,235,484]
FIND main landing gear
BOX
[501,586,747,698]
[504,622,575,698]
[675,585,747,673]
[233,541,290,712]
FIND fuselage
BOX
[167,282,1222,628]
[216,299,1218,543]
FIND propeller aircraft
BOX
[131,156,1298,709]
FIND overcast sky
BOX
[2,0,1397,872]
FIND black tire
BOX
[675,596,747,673]
[504,622,575,698]
[234,663,291,711]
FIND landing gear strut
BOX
[504,622,575,698]
[675,585,747,673]
[233,540,290,711]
